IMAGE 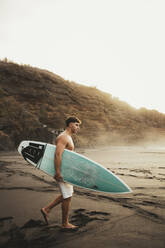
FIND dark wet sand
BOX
[0,146,165,248]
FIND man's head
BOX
[65,116,81,134]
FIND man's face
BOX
[70,122,80,134]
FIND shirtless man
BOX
[41,116,81,229]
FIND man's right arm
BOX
[54,136,67,182]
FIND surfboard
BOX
[18,140,132,194]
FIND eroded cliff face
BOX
[1,60,165,151]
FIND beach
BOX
[0,146,165,248]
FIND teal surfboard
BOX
[18,140,131,194]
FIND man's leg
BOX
[43,195,63,213]
[61,197,77,229]
[41,195,63,224]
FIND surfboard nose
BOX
[122,184,132,193]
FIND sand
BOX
[0,146,165,248]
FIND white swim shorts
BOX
[58,182,74,199]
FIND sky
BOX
[0,0,165,113]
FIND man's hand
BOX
[54,173,64,182]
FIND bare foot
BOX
[40,208,49,225]
[62,223,78,229]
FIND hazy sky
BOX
[1,0,165,113]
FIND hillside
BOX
[1,60,165,151]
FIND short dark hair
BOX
[65,116,81,127]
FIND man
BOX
[41,116,81,229]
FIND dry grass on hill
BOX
[1,60,165,150]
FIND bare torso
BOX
[56,131,74,151]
